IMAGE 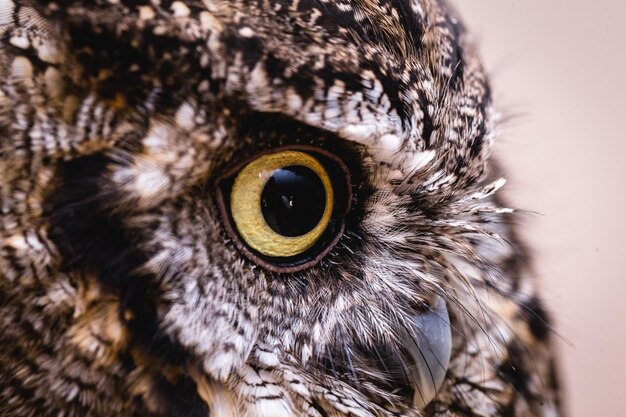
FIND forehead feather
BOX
[43,0,491,183]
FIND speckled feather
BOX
[0,1,561,416]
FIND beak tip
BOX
[404,295,452,409]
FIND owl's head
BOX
[17,0,509,416]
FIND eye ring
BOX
[214,145,351,273]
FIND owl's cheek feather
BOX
[109,114,224,210]
[68,293,129,368]
[193,376,239,417]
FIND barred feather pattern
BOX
[0,1,562,416]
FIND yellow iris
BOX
[230,151,334,258]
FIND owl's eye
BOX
[231,151,332,257]
[216,148,351,272]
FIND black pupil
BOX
[261,165,327,237]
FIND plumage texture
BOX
[0,1,562,416]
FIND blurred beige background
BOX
[449,1,626,416]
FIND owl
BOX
[0,1,562,416]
